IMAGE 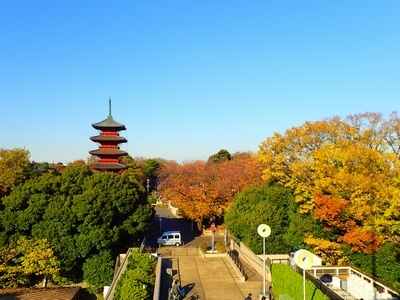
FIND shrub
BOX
[271,264,329,300]
[214,241,226,253]
[199,243,208,253]
[113,249,157,300]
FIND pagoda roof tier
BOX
[90,135,127,143]
[92,115,126,131]
[89,149,127,156]
[91,163,127,170]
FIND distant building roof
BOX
[92,115,126,131]
[89,149,127,156]
[90,135,127,143]
[91,163,127,170]
[0,286,82,300]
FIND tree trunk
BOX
[42,276,47,288]
[197,220,203,232]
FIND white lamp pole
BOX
[257,224,271,296]
[294,249,314,300]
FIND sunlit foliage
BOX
[159,155,264,230]
[256,112,400,257]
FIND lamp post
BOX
[294,249,314,300]
[211,223,216,251]
[159,214,162,234]
[257,224,271,296]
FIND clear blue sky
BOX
[1,1,399,164]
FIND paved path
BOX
[158,246,263,300]
[151,206,264,300]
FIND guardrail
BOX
[228,250,248,280]
[152,256,163,300]
[104,248,133,300]
[296,268,345,300]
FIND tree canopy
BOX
[256,112,400,256]
[225,183,317,254]
[0,164,154,285]
[159,156,264,229]
[0,148,33,197]
[208,149,232,163]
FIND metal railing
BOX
[228,249,248,280]
[297,267,346,300]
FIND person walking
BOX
[269,286,275,300]
[245,293,252,300]
[172,279,182,299]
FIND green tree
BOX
[0,164,154,284]
[283,211,326,252]
[208,149,232,163]
[83,250,114,294]
[225,183,298,254]
[345,242,400,292]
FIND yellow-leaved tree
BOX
[0,148,32,197]
[256,112,400,259]
[0,237,60,288]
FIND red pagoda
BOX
[89,98,127,172]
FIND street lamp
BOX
[211,223,216,251]
[257,224,271,297]
[294,249,314,300]
[158,214,162,234]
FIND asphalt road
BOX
[150,206,219,248]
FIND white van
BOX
[157,231,182,247]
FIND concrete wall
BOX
[229,239,276,282]
[152,256,163,300]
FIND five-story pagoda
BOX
[89,99,127,172]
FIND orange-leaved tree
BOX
[256,112,400,259]
[159,157,264,231]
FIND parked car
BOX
[157,231,182,246]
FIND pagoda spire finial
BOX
[109,97,112,116]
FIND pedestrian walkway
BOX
[153,206,264,299]
[158,246,263,300]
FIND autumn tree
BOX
[0,236,60,288]
[159,157,263,230]
[122,156,165,195]
[0,148,33,197]
[256,112,400,257]
[231,151,253,160]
